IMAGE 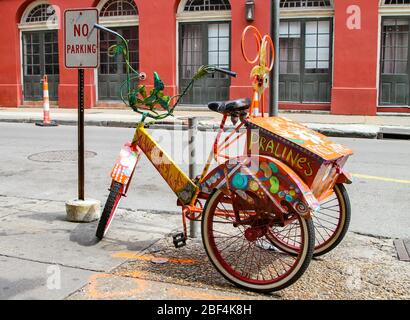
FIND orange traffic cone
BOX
[36,75,57,127]
[250,91,260,117]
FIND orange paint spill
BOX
[112,252,196,264]
[169,287,244,300]
[87,273,147,299]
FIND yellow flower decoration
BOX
[250,37,274,95]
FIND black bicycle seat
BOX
[208,98,251,115]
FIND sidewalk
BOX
[0,194,408,300]
[1,107,410,139]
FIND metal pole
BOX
[188,117,199,238]
[78,69,85,201]
[269,0,280,117]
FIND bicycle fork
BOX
[110,142,141,196]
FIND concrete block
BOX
[65,199,101,223]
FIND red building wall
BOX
[0,0,25,107]
[230,0,270,100]
[331,0,379,115]
[141,0,177,95]
[0,0,408,114]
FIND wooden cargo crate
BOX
[246,117,353,199]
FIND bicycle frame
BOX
[110,109,324,232]
[109,114,251,237]
[111,123,198,204]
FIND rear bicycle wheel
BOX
[96,181,123,240]
[267,184,351,257]
[201,189,315,293]
[313,184,351,256]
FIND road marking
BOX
[352,173,410,184]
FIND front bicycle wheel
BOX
[96,181,123,240]
[267,184,351,257]
[201,189,315,293]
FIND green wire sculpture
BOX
[94,23,226,123]
[104,32,215,123]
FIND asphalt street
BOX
[0,122,409,239]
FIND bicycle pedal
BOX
[172,232,186,248]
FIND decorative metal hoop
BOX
[241,25,262,65]
[261,35,275,72]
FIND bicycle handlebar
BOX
[213,67,237,78]
[94,24,122,40]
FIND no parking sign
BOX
[63,8,100,201]
[64,8,99,69]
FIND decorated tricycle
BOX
[94,24,353,293]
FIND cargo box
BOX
[246,117,353,199]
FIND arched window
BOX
[183,0,231,12]
[280,0,333,18]
[380,0,410,15]
[280,0,332,8]
[98,0,139,27]
[19,1,59,30]
[100,0,138,17]
[382,0,410,4]
[177,0,231,21]
[25,3,55,23]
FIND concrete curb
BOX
[1,117,410,140]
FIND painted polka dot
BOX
[249,181,259,192]
[232,174,248,190]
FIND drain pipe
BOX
[269,0,280,117]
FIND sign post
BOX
[64,9,101,222]
[78,68,85,200]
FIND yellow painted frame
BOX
[132,124,198,205]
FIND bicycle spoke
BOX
[320,197,338,206]
[314,216,339,227]
[205,189,311,289]
[315,211,340,220]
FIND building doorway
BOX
[279,18,333,103]
[177,0,231,105]
[19,2,59,101]
[98,26,139,100]
[179,22,230,105]
[380,17,410,106]
[97,0,139,101]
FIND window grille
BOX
[184,0,231,12]
[383,0,410,5]
[280,0,332,9]
[100,0,138,17]
[25,4,56,23]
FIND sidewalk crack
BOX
[0,253,103,273]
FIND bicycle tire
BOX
[267,184,351,257]
[96,181,123,240]
[201,188,315,293]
